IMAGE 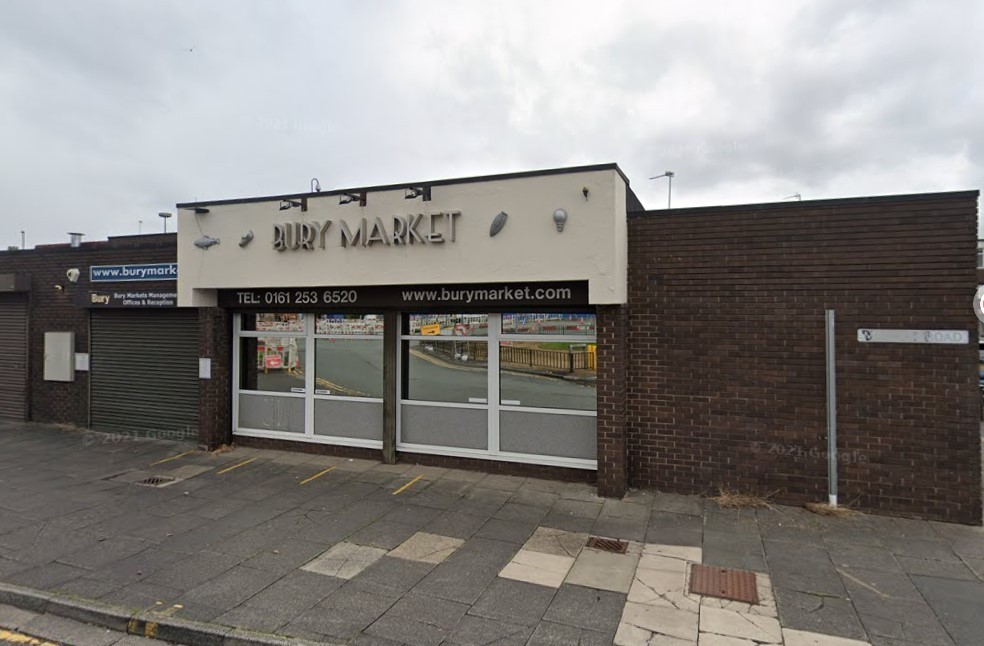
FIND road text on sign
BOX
[856,329,969,344]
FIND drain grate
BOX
[689,564,759,604]
[585,536,629,554]
[136,475,177,487]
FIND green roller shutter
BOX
[0,295,28,421]
[90,309,199,440]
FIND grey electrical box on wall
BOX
[44,331,75,382]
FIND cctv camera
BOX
[66,268,80,283]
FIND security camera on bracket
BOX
[66,268,80,283]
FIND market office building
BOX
[0,234,200,439]
[178,165,981,524]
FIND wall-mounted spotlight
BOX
[194,207,210,214]
[279,198,307,212]
[404,186,431,201]
[339,192,366,207]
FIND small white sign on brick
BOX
[856,329,968,344]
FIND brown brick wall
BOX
[626,192,982,523]
[597,304,628,497]
[198,307,232,450]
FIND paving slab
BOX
[773,587,868,641]
[522,527,587,558]
[782,627,872,646]
[301,542,388,579]
[499,549,575,588]
[566,546,640,593]
[527,620,615,646]
[385,590,470,628]
[646,512,703,547]
[423,510,488,540]
[911,574,984,646]
[348,555,434,597]
[542,584,626,633]
[616,600,698,642]
[469,577,557,627]
[388,532,463,565]
[447,614,533,645]
[700,605,783,643]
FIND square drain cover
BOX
[136,475,178,488]
[689,564,759,604]
[585,536,629,554]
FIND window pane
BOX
[239,337,306,393]
[499,342,596,410]
[502,313,595,336]
[315,338,383,398]
[407,314,488,336]
[241,313,306,333]
[315,314,383,336]
[403,339,488,403]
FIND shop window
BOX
[501,313,595,336]
[239,337,306,393]
[499,341,596,411]
[314,338,383,398]
[406,313,488,336]
[403,339,488,404]
[240,313,306,333]
[315,314,383,336]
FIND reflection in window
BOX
[403,339,488,404]
[315,338,383,398]
[241,313,306,333]
[239,337,306,393]
[315,314,383,336]
[502,313,595,336]
[407,313,488,336]
[499,342,596,411]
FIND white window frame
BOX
[233,312,383,448]
[397,312,598,469]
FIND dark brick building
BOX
[1,168,979,523]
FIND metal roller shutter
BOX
[90,309,199,440]
[0,295,27,420]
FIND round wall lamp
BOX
[553,208,568,232]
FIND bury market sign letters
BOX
[273,211,460,251]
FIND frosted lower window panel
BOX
[238,394,304,433]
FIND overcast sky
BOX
[1,0,981,247]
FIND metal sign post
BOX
[826,310,838,508]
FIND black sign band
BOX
[78,290,177,308]
[217,281,589,311]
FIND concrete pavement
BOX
[0,421,981,645]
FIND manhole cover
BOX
[689,564,759,604]
[585,536,629,554]
[136,475,177,487]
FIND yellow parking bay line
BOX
[150,450,196,466]
[0,628,58,645]
[392,474,423,495]
[299,466,336,485]
[217,457,257,474]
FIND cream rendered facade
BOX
[176,166,629,307]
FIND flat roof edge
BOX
[177,163,630,209]
[628,189,980,218]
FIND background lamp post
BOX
[649,171,675,209]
